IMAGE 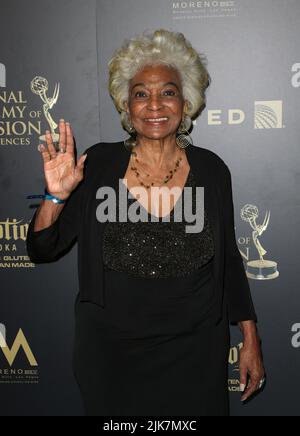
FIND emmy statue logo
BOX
[30,76,60,147]
[241,204,279,280]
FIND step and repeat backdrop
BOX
[0,0,299,416]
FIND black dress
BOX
[73,169,230,416]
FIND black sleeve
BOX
[221,163,258,324]
[26,147,90,263]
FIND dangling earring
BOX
[123,112,137,151]
[176,115,193,149]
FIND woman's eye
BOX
[163,90,176,96]
[134,90,176,98]
[135,91,147,98]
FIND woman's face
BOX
[126,64,186,140]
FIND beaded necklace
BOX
[130,148,183,189]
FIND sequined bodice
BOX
[102,169,215,278]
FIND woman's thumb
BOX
[78,153,87,167]
[74,154,87,180]
[239,368,247,392]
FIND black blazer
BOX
[26,141,257,325]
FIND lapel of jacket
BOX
[81,142,132,306]
[185,145,223,295]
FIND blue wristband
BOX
[44,188,66,204]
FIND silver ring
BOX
[59,147,66,154]
[258,377,266,389]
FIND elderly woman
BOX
[26,29,265,416]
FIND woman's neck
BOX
[134,134,182,169]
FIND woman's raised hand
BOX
[38,119,87,200]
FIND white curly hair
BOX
[108,29,211,133]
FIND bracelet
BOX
[44,188,66,204]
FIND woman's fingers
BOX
[38,143,51,163]
[58,119,67,153]
[65,122,75,155]
[241,375,261,402]
[45,130,57,159]
[39,119,75,163]
[240,365,264,401]
[239,366,247,394]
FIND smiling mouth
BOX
[143,117,169,123]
